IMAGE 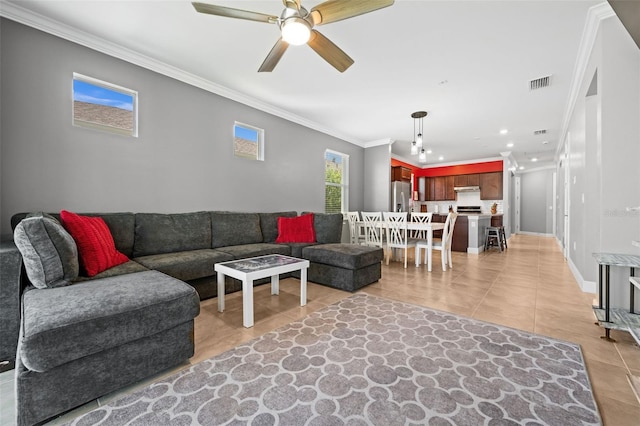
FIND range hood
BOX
[454,185,480,192]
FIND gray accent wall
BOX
[520,169,554,235]
[559,14,640,307]
[0,19,365,238]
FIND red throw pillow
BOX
[275,213,316,243]
[60,210,129,277]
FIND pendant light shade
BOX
[410,140,418,155]
[418,148,427,163]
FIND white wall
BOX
[0,19,366,238]
[559,13,640,304]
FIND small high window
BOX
[234,122,264,161]
[325,150,349,213]
[72,73,138,137]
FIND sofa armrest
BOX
[1,241,23,364]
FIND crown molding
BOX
[365,138,394,148]
[556,2,615,159]
[0,2,365,147]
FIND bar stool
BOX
[485,226,506,252]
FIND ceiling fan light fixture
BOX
[281,17,311,45]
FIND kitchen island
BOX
[431,213,499,253]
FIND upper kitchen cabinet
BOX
[428,176,455,201]
[453,173,480,187]
[392,166,412,182]
[480,172,503,200]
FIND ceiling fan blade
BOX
[192,2,277,24]
[258,38,289,72]
[310,0,394,26]
[307,30,354,72]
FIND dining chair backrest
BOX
[382,212,408,249]
[442,212,459,249]
[361,212,383,247]
[346,211,361,244]
[410,212,433,239]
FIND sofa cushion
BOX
[60,210,129,277]
[211,212,263,248]
[11,212,136,257]
[302,212,344,244]
[13,214,79,289]
[259,211,297,243]
[217,243,291,260]
[134,249,233,281]
[19,270,200,372]
[286,242,317,258]
[302,244,384,270]
[74,260,149,282]
[133,212,211,257]
[276,213,316,243]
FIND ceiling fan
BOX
[192,0,394,72]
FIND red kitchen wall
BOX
[414,160,503,177]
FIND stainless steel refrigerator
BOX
[391,181,411,212]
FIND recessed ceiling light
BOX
[500,129,508,135]
[542,140,549,145]
[506,142,514,148]
[426,149,432,154]
[531,158,538,162]
[438,156,444,161]
[519,166,525,170]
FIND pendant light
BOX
[410,111,428,155]
[410,118,418,155]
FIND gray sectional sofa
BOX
[2,210,383,426]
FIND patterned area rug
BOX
[66,294,601,425]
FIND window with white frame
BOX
[72,73,138,137]
[234,122,264,161]
[324,150,349,213]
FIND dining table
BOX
[356,220,446,272]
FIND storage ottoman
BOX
[301,244,384,292]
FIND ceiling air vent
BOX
[533,129,547,135]
[529,75,551,91]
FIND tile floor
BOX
[1,234,639,425]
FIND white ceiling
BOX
[3,0,605,169]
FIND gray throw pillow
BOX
[13,214,79,289]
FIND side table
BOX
[592,252,640,343]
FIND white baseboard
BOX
[516,231,554,237]
[566,256,597,294]
[468,247,483,254]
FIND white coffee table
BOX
[215,254,310,328]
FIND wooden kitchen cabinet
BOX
[454,173,480,187]
[430,176,455,201]
[467,174,480,186]
[392,166,412,182]
[480,172,503,200]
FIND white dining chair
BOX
[361,212,384,249]
[383,211,414,269]
[416,212,458,271]
[409,212,433,241]
[347,211,365,244]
